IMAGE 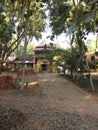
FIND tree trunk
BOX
[85,58,95,92]
[21,22,28,90]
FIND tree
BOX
[13,0,46,89]
[0,0,46,62]
[45,0,98,91]
[0,0,46,89]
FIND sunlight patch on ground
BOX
[85,95,92,99]
[41,78,56,82]
[41,79,48,82]
[51,79,56,82]
[29,81,38,85]
[77,108,86,113]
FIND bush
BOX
[14,77,22,85]
[76,73,89,88]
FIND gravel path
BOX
[0,72,98,130]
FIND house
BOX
[34,41,57,73]
[14,54,35,75]
[33,41,50,72]
[10,41,57,73]
[15,54,35,69]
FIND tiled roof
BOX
[35,40,51,51]
[15,54,34,63]
[38,40,47,47]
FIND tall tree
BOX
[45,0,98,91]
[0,0,46,62]
[12,0,46,89]
[0,0,46,89]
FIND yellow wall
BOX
[34,63,57,73]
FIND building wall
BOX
[34,43,57,73]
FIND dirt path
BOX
[37,72,98,116]
[0,72,98,130]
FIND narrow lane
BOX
[0,72,98,130]
[37,72,98,117]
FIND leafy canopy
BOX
[0,0,46,61]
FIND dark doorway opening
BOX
[42,64,47,71]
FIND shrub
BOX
[14,77,22,85]
[76,73,89,88]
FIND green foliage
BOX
[15,42,34,56]
[47,0,98,58]
[49,1,72,35]
[27,43,34,54]
[86,39,98,53]
[46,43,59,65]
[83,12,94,24]
[46,45,80,75]
[0,63,7,72]
[95,51,98,56]
[0,0,46,61]
[76,73,89,88]
[46,1,97,82]
[14,77,22,85]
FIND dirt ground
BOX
[0,72,98,130]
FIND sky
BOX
[33,32,97,49]
[33,14,71,49]
[33,4,97,49]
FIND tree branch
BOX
[72,0,76,7]
[6,35,24,60]
[7,31,24,51]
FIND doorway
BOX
[42,64,47,71]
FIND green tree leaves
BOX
[0,0,46,61]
